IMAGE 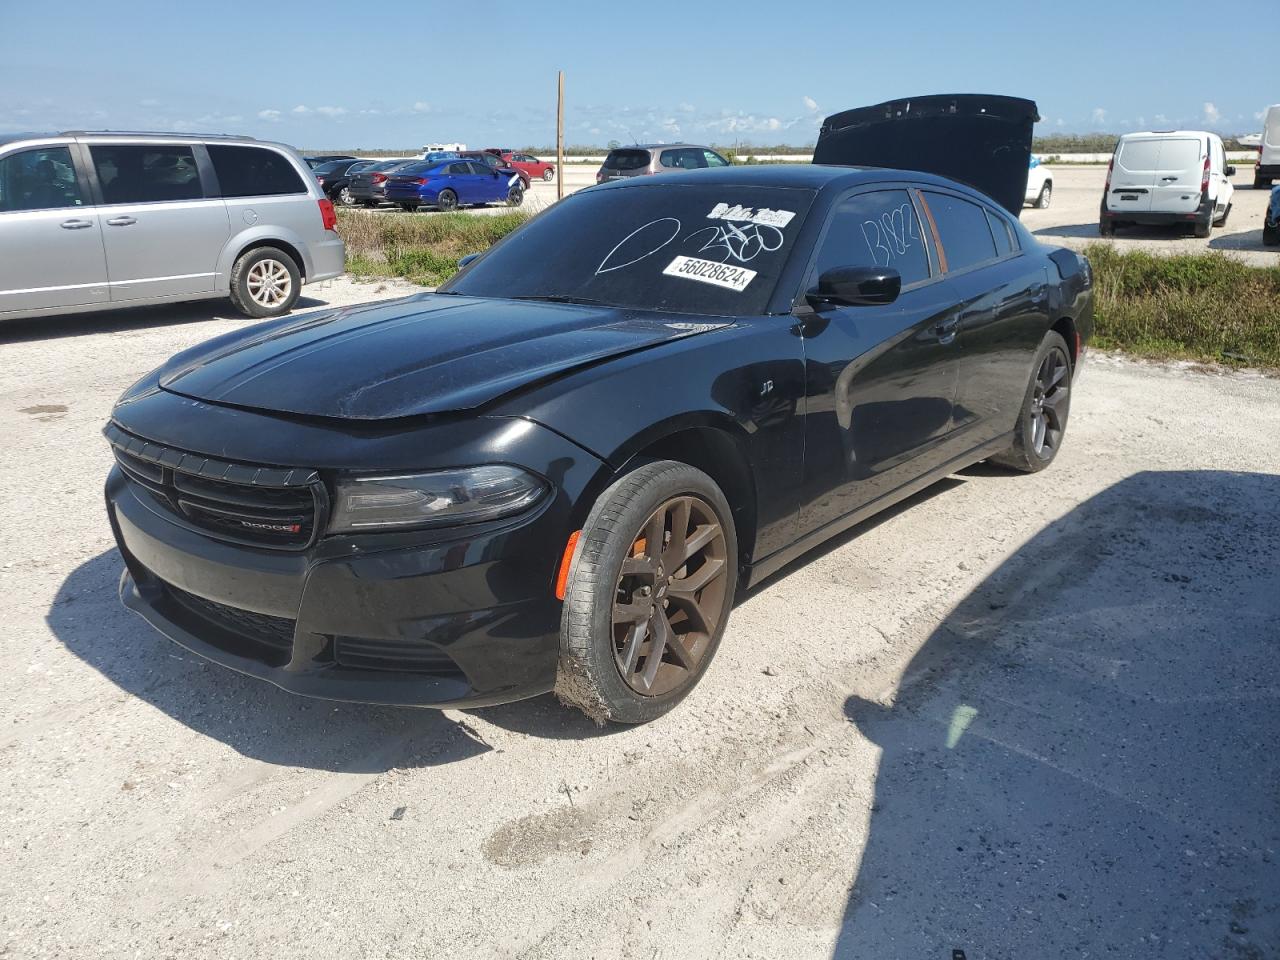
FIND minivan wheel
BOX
[988,331,1072,474]
[1099,218,1115,237]
[1036,183,1052,209]
[557,460,738,725]
[437,189,458,212]
[229,246,301,319]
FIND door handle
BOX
[106,216,137,226]
[1160,176,1178,181]
[933,318,959,344]
[60,219,92,229]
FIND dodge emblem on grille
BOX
[239,520,302,533]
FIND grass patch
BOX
[1086,243,1280,367]
[338,208,530,286]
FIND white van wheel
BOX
[1036,183,1052,209]
[1213,203,1231,227]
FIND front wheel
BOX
[506,184,524,207]
[557,461,738,724]
[988,331,1072,474]
[542,167,555,182]
[1099,218,1115,237]
[228,246,301,319]
[1036,182,1052,209]
[1214,202,1231,227]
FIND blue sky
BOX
[1,0,1275,150]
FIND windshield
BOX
[443,183,816,317]
[313,159,349,175]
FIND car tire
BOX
[506,184,524,207]
[1264,223,1279,246]
[337,186,357,207]
[1255,177,1272,190]
[1036,182,1052,209]
[437,189,458,212]
[1194,215,1212,239]
[542,168,555,182]
[1099,218,1115,237]
[556,460,738,725]
[988,331,1072,474]
[1214,202,1231,227]
[228,246,302,319]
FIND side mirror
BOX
[458,253,481,269]
[805,266,901,309]
[1225,165,1236,176]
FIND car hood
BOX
[157,294,730,421]
[814,93,1039,217]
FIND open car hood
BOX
[813,93,1039,216]
[157,294,729,421]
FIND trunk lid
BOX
[158,294,729,420]
[813,94,1039,216]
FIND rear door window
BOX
[605,149,650,171]
[660,148,705,170]
[922,192,996,272]
[1116,139,1162,171]
[0,146,85,212]
[207,145,307,198]
[813,190,931,286]
[90,144,203,204]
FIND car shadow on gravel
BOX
[0,295,330,345]
[48,550,499,772]
[834,470,1280,958]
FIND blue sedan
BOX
[385,158,524,212]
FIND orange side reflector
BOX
[555,530,582,600]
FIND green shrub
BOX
[1085,244,1280,367]
[338,209,530,286]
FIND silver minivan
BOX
[0,132,345,322]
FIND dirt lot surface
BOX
[2,284,1278,959]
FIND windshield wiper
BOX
[509,294,611,306]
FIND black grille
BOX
[335,636,461,675]
[166,583,296,654]
[106,422,325,550]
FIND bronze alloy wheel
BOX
[611,495,729,696]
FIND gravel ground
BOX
[1,284,1278,959]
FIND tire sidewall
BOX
[229,247,301,319]
[1016,331,1072,471]
[560,461,738,724]
[438,189,457,211]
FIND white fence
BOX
[563,151,1258,164]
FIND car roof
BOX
[590,162,981,193]
[1120,130,1213,140]
[609,143,713,152]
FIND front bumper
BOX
[103,409,607,708]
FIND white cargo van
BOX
[1256,104,1279,189]
[1099,131,1234,238]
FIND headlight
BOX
[328,466,546,533]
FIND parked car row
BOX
[311,149,542,211]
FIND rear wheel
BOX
[1036,182,1052,209]
[542,167,555,182]
[437,189,458,212]
[557,461,738,725]
[337,186,357,206]
[989,331,1072,474]
[1099,218,1115,237]
[1214,202,1231,227]
[1194,215,1212,239]
[228,246,301,319]
[1263,222,1279,246]
[1255,176,1273,190]
[399,202,418,212]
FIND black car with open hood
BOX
[104,157,1092,725]
[814,93,1040,217]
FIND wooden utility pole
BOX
[556,71,565,200]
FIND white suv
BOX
[1099,130,1234,238]
[0,132,345,322]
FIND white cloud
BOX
[1256,110,1266,121]
[139,98,160,108]
[315,106,347,118]
[661,117,681,135]
[1055,117,1064,127]
[1091,107,1107,125]
[802,95,819,113]
[292,104,310,115]
[677,102,695,114]
[412,101,432,114]
[257,109,282,122]
[1203,101,1221,125]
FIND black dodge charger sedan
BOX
[104,96,1093,723]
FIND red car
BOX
[502,152,557,183]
